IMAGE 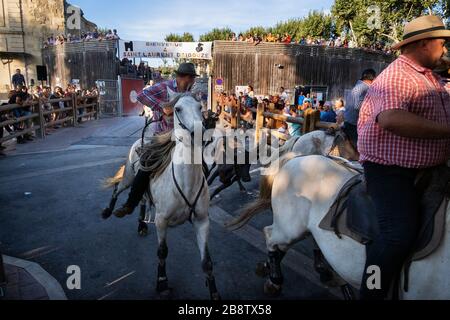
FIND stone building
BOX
[0,0,96,100]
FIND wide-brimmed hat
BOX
[392,15,450,50]
[174,63,199,77]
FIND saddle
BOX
[319,165,450,262]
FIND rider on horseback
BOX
[113,63,198,218]
[358,16,450,299]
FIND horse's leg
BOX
[259,226,287,296]
[209,181,233,200]
[193,217,220,300]
[138,199,148,236]
[236,178,246,192]
[155,217,171,296]
[207,168,219,186]
[102,184,119,219]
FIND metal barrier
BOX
[0,95,99,145]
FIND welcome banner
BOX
[119,40,213,60]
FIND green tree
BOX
[199,27,234,41]
[242,26,268,37]
[271,18,304,39]
[300,10,334,39]
[332,0,449,47]
[165,32,195,42]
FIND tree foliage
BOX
[331,0,449,46]
[162,1,449,45]
[165,32,195,42]
[199,28,234,41]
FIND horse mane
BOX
[138,92,201,178]
[138,131,176,179]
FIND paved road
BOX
[0,117,339,300]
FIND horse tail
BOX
[226,151,299,230]
[102,165,125,189]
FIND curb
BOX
[3,255,67,300]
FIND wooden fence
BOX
[217,102,336,144]
[0,95,99,145]
[42,40,119,90]
[212,41,394,101]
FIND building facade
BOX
[0,0,95,100]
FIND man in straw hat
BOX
[113,63,198,218]
[358,15,450,299]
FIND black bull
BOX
[202,111,252,199]
[207,152,252,199]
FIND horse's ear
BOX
[167,87,178,102]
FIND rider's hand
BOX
[163,106,173,116]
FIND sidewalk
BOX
[1,256,67,300]
[0,116,143,156]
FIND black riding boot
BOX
[113,169,150,218]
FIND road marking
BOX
[0,158,125,184]
[105,271,136,288]
[209,205,342,299]
[97,289,119,300]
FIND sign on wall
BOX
[119,40,213,60]
[121,78,145,115]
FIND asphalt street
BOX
[0,117,338,300]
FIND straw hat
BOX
[392,15,450,50]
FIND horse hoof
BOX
[138,223,148,237]
[102,208,113,220]
[264,279,282,297]
[156,279,170,293]
[157,288,173,300]
[255,261,270,278]
[210,292,221,301]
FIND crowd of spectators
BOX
[43,29,120,48]
[228,32,392,55]
[215,84,347,140]
[120,59,158,83]
[0,83,98,149]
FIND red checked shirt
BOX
[137,79,177,135]
[358,55,450,169]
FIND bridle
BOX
[171,95,207,224]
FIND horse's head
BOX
[327,129,360,161]
[167,88,205,146]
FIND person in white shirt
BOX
[335,98,346,127]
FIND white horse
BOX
[229,155,450,299]
[102,90,221,300]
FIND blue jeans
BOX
[360,162,420,299]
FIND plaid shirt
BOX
[137,79,177,134]
[358,55,450,169]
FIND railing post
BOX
[72,94,77,127]
[236,101,241,129]
[95,96,99,120]
[37,99,45,139]
[255,103,264,145]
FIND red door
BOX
[121,78,145,115]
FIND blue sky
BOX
[70,0,334,41]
